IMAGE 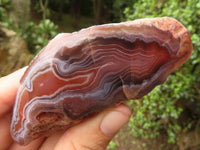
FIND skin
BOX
[0,67,131,150]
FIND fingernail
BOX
[100,105,131,137]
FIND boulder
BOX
[0,27,34,76]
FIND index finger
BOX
[0,67,27,117]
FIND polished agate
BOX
[10,17,192,145]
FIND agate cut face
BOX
[10,17,192,145]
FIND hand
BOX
[0,68,131,150]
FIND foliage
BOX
[33,0,50,20]
[107,140,119,150]
[22,19,58,54]
[0,0,13,28]
[111,0,136,22]
[124,0,200,144]
[127,71,196,143]
[0,0,58,54]
[0,0,8,19]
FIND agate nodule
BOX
[10,17,193,145]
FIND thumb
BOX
[54,103,131,150]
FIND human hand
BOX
[0,68,131,150]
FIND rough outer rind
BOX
[11,17,192,145]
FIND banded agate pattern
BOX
[10,17,192,145]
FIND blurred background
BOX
[0,0,200,149]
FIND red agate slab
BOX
[10,17,192,145]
